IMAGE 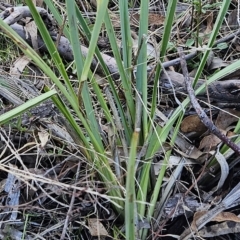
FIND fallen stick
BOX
[177,46,240,155]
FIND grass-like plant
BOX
[1,0,240,239]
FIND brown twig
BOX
[55,14,67,48]
[177,47,240,156]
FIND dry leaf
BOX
[45,184,62,195]
[215,109,240,130]
[148,13,165,26]
[181,115,207,133]
[36,0,43,6]
[131,13,165,27]
[192,211,240,232]
[38,130,49,148]
[209,57,228,70]
[110,12,164,28]
[227,9,238,30]
[199,109,240,151]
[10,56,31,79]
[191,211,204,232]
[25,17,39,53]
[0,179,6,193]
[46,123,74,143]
[174,134,204,160]
[199,131,226,151]
[204,12,213,35]
[213,212,240,223]
[88,218,108,237]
